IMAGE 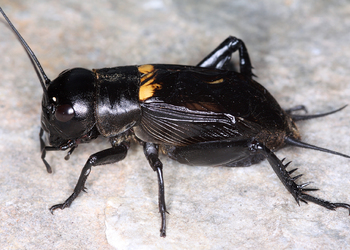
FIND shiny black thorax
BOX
[94,66,141,137]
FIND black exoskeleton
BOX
[1,8,349,237]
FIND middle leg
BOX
[143,142,167,237]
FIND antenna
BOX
[0,7,51,95]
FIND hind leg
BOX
[248,139,350,213]
[196,36,254,78]
[167,139,350,213]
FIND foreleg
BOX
[50,143,128,213]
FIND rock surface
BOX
[1,0,350,249]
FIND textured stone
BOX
[1,0,350,249]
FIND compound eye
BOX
[55,104,75,122]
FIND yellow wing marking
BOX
[139,67,162,101]
[206,78,224,84]
[138,64,155,75]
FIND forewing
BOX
[139,101,261,146]
[138,65,287,132]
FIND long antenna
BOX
[0,7,50,95]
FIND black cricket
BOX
[1,8,350,237]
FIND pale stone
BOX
[0,1,350,249]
